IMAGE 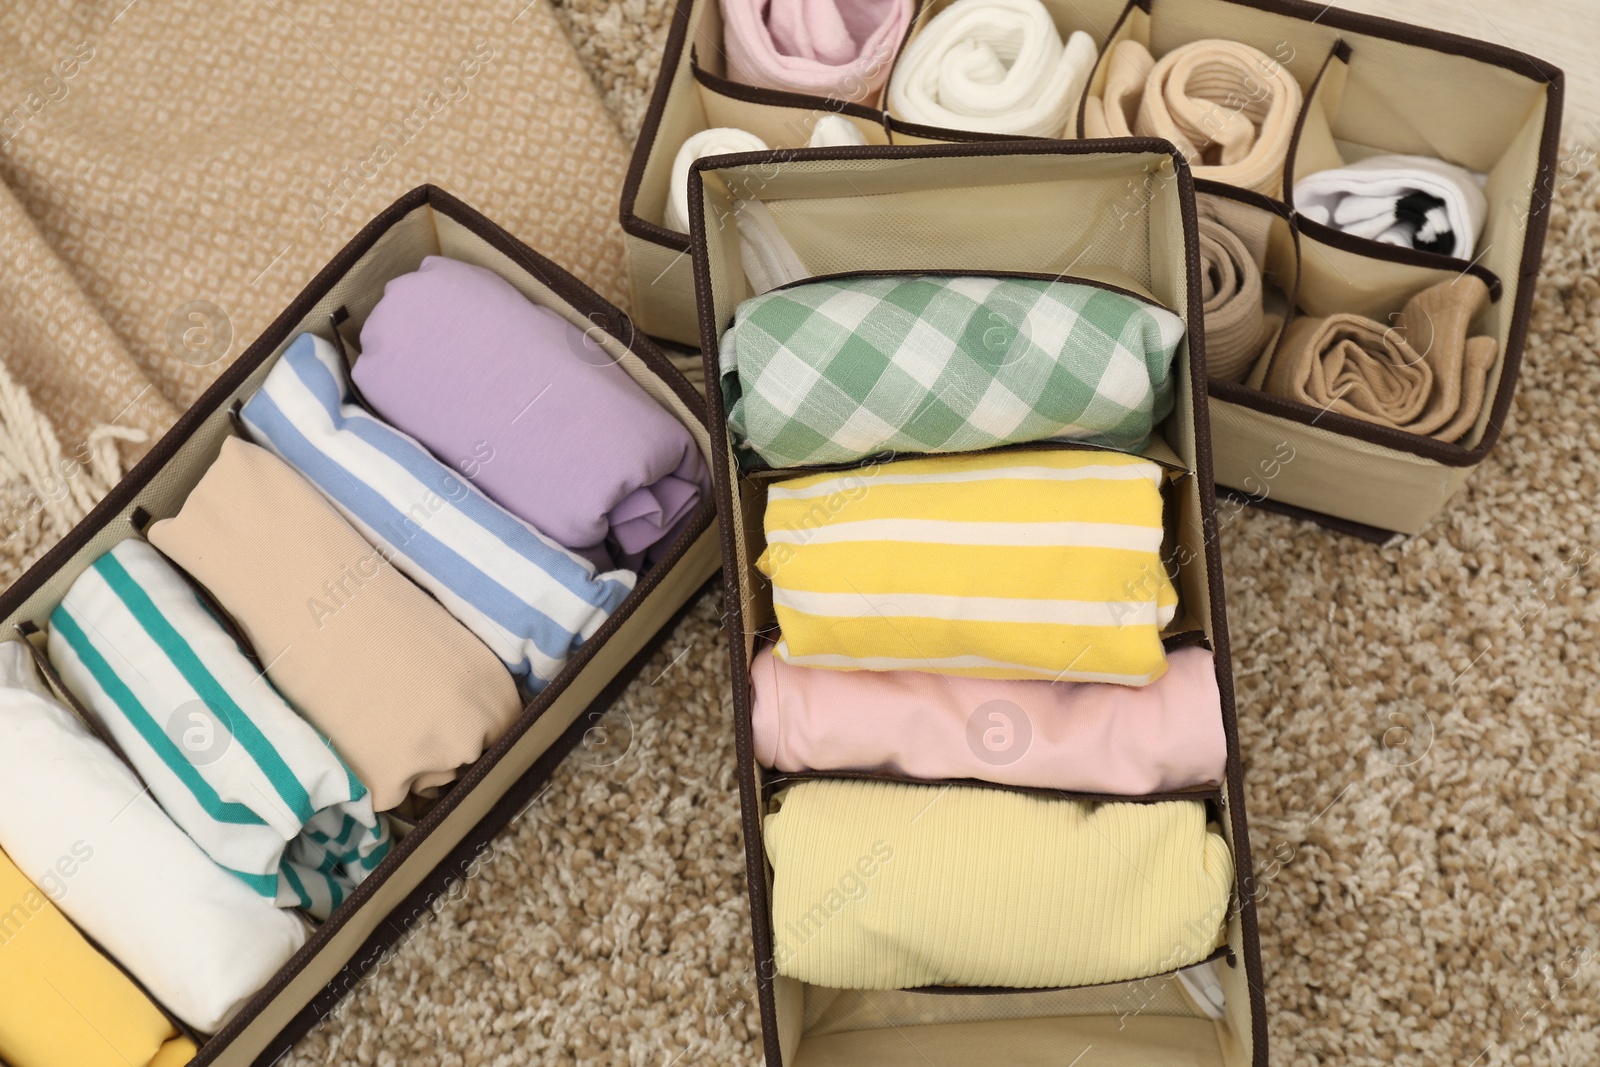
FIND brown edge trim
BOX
[763,266,1177,311]
[686,138,1268,1067]
[1073,0,1144,138]
[247,580,714,1066]
[1217,486,1397,543]
[0,184,714,1064]
[620,0,697,253]
[763,770,1225,807]
[1280,38,1348,203]
[899,942,1235,997]
[1292,216,1504,301]
[691,55,888,126]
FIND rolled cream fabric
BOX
[764,779,1233,988]
[1084,39,1301,196]
[1198,213,1281,382]
[759,449,1177,685]
[751,645,1226,793]
[1265,275,1497,442]
[887,0,1098,137]
[48,538,393,920]
[0,640,308,1033]
[242,333,634,691]
[0,845,197,1067]
[663,127,770,233]
[721,0,913,101]
[355,256,708,570]
[808,113,870,146]
[1294,153,1488,257]
[149,438,521,810]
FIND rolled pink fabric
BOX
[722,0,913,102]
[750,645,1226,794]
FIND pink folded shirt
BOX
[722,0,913,102]
[750,645,1226,794]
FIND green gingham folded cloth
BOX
[719,274,1187,467]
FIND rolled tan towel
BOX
[1198,213,1280,381]
[1265,275,1497,442]
[1084,39,1301,196]
[150,437,522,810]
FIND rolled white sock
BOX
[664,127,770,233]
[1294,153,1487,257]
[807,113,868,147]
[888,0,1098,137]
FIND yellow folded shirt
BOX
[0,847,196,1067]
[764,779,1232,989]
[758,449,1177,684]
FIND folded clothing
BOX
[886,0,1098,137]
[149,437,522,811]
[0,641,307,1033]
[0,844,197,1067]
[664,127,770,233]
[1265,275,1497,442]
[1294,153,1487,257]
[242,333,634,690]
[355,256,707,570]
[751,644,1226,793]
[764,778,1233,988]
[48,537,392,920]
[1085,39,1301,196]
[721,273,1186,467]
[662,118,867,234]
[721,0,912,101]
[1198,212,1281,382]
[759,448,1177,684]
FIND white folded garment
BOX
[0,640,307,1033]
[887,0,1098,137]
[1293,153,1488,257]
[49,537,392,920]
[807,113,868,147]
[664,127,771,233]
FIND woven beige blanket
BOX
[0,0,630,564]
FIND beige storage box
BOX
[688,141,1267,1066]
[623,0,1560,534]
[0,185,721,1066]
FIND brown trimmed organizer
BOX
[688,141,1266,1067]
[0,186,722,1066]
[622,0,1561,533]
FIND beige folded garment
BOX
[150,438,521,810]
[1084,39,1301,196]
[1199,213,1281,381]
[1265,275,1497,442]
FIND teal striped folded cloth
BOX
[48,538,392,919]
[719,273,1187,467]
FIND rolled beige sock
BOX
[1086,39,1301,196]
[1198,214,1280,382]
[150,437,521,809]
[1265,275,1497,442]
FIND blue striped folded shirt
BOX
[241,332,635,690]
[49,538,392,919]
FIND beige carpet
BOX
[0,2,1590,1064]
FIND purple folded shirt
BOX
[354,256,707,568]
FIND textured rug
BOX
[2,2,1595,1065]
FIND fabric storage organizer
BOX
[623,0,1561,536]
[0,185,721,1067]
[688,140,1266,1066]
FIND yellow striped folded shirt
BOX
[757,449,1177,684]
